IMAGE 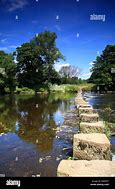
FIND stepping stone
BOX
[80,113,99,122]
[80,121,104,133]
[76,103,91,109]
[57,160,115,177]
[75,99,86,105]
[78,107,93,115]
[73,133,111,160]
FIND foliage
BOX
[0,51,16,93]
[59,65,81,84]
[67,156,74,160]
[16,31,64,89]
[0,31,95,95]
[15,87,35,95]
[99,106,115,123]
[50,84,95,93]
[59,65,80,78]
[89,45,115,90]
[104,121,112,140]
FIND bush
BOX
[15,87,35,95]
[104,121,112,140]
[49,84,95,93]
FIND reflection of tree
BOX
[16,95,60,152]
[0,96,18,134]
[0,93,74,152]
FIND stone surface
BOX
[75,93,91,108]
[77,104,91,109]
[57,160,115,177]
[79,107,93,115]
[80,121,104,133]
[73,133,111,160]
[80,113,99,122]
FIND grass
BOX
[14,83,95,95]
[15,87,35,95]
[104,121,112,140]
[50,83,95,93]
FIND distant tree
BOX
[59,65,81,84]
[89,45,115,90]
[16,31,64,89]
[0,51,16,94]
[59,65,80,78]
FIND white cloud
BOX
[0,47,8,51]
[89,61,94,66]
[32,20,39,25]
[1,0,28,12]
[9,45,18,48]
[54,63,70,72]
[0,45,18,52]
[55,25,61,31]
[1,38,7,43]
[81,72,91,79]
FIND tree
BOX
[16,31,64,89]
[89,45,115,90]
[0,51,16,94]
[59,65,80,84]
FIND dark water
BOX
[84,92,115,160]
[84,92,115,110]
[0,93,76,177]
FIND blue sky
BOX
[0,0,115,79]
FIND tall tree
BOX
[16,31,64,89]
[90,45,115,90]
[0,51,16,94]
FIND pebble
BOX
[56,157,61,161]
[45,156,51,160]
[36,139,39,144]
[39,158,43,163]
[0,133,4,136]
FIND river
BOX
[0,92,115,177]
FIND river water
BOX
[0,92,115,177]
[0,93,76,177]
[84,92,115,161]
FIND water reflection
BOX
[0,93,75,155]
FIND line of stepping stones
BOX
[57,90,115,177]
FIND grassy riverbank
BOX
[14,83,95,95]
[49,83,95,93]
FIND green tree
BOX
[16,31,64,89]
[90,45,115,90]
[0,51,16,94]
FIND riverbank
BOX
[12,83,95,95]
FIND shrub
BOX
[15,87,35,95]
[104,121,112,140]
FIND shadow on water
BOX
[0,93,76,177]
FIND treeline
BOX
[89,45,115,91]
[0,31,84,94]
